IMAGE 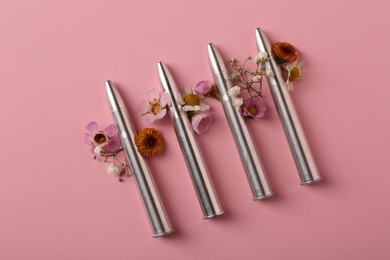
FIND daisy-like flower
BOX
[242,97,267,120]
[191,113,213,134]
[138,89,170,124]
[179,87,210,112]
[252,51,268,64]
[272,42,299,64]
[285,61,305,91]
[135,128,165,157]
[228,85,243,107]
[83,121,120,154]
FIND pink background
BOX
[1,0,390,259]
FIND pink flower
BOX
[194,80,212,96]
[191,113,213,134]
[138,89,170,124]
[242,97,267,120]
[83,121,121,154]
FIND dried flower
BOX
[191,113,213,134]
[83,121,120,154]
[286,61,305,91]
[242,97,267,120]
[194,80,212,96]
[107,163,123,176]
[228,86,243,107]
[252,51,268,64]
[179,87,210,112]
[84,121,130,181]
[135,128,165,157]
[272,42,298,64]
[138,89,170,124]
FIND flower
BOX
[84,121,120,154]
[252,75,262,82]
[272,42,298,64]
[242,97,267,120]
[252,51,268,64]
[191,113,213,134]
[138,89,170,124]
[194,80,212,96]
[265,68,274,77]
[135,128,165,157]
[179,87,210,112]
[228,85,243,107]
[285,61,305,91]
[107,163,123,176]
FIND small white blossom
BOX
[94,145,104,155]
[252,52,268,64]
[228,85,241,97]
[107,163,122,176]
[265,68,274,77]
[232,97,243,107]
[228,86,243,108]
[252,75,262,82]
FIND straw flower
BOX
[135,128,165,157]
[272,42,298,64]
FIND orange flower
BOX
[135,128,165,157]
[271,42,298,64]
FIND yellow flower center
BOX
[150,101,161,115]
[248,105,257,116]
[289,67,300,81]
[183,93,200,106]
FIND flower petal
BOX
[86,121,99,133]
[191,113,213,134]
[143,114,156,124]
[83,133,92,144]
[104,124,118,137]
[89,145,96,154]
[138,99,150,114]
[155,109,167,120]
[160,92,171,107]
[105,140,121,151]
[199,103,210,111]
[147,89,160,101]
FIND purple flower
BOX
[194,80,212,96]
[83,121,121,154]
[191,113,213,134]
[242,97,267,120]
[138,89,170,124]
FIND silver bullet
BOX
[105,80,174,237]
[157,62,224,218]
[208,43,273,200]
[255,28,321,184]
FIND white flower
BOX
[107,163,122,176]
[252,75,262,82]
[285,61,305,91]
[179,87,210,112]
[94,145,104,155]
[228,86,243,108]
[265,68,274,77]
[252,52,268,64]
[232,96,243,107]
[228,85,241,97]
